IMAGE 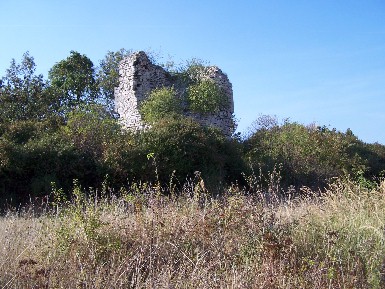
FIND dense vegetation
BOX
[0,50,385,207]
[1,50,385,288]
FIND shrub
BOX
[244,117,358,188]
[134,117,245,190]
[0,106,123,205]
[140,86,183,123]
[63,103,121,158]
[0,129,89,204]
[187,80,227,114]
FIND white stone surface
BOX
[114,51,235,137]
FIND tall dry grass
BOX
[1,177,385,288]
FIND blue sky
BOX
[1,0,385,143]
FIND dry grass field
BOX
[1,177,385,288]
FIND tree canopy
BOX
[48,51,97,108]
[0,52,58,122]
[0,50,384,206]
[96,48,132,107]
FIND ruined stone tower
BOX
[114,51,235,137]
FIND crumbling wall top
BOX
[114,51,235,137]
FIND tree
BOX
[0,52,57,122]
[48,51,97,108]
[96,48,132,109]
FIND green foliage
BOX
[291,178,385,287]
[48,51,97,107]
[167,59,230,115]
[134,118,245,189]
[1,51,385,208]
[63,103,121,158]
[167,58,207,86]
[244,115,385,190]
[96,48,132,109]
[140,59,230,125]
[187,79,227,114]
[1,120,44,145]
[139,86,183,123]
[184,59,208,80]
[0,52,59,122]
[348,141,385,179]
[245,116,358,188]
[0,108,121,203]
[0,125,97,203]
[54,181,122,263]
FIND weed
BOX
[1,177,385,288]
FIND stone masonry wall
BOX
[114,51,235,137]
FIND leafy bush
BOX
[134,117,245,190]
[139,86,183,123]
[187,80,227,114]
[347,141,385,179]
[0,106,124,204]
[139,62,224,123]
[2,51,385,206]
[0,128,92,204]
[166,58,207,85]
[244,117,359,188]
[63,104,121,158]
